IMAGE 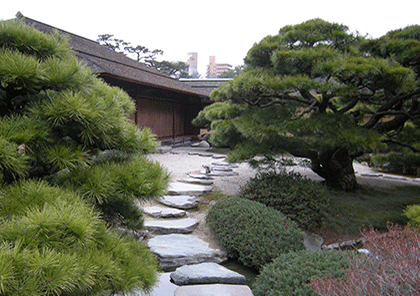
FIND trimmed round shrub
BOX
[239,170,329,232]
[253,250,350,296]
[206,197,305,270]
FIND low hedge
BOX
[206,197,305,270]
[253,249,350,296]
[239,170,329,232]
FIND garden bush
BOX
[311,224,420,295]
[371,152,420,176]
[239,170,329,231]
[405,204,420,226]
[206,197,305,270]
[253,249,350,296]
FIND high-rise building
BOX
[206,56,232,78]
[187,52,199,78]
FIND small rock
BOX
[304,232,324,251]
[191,140,211,148]
[170,262,247,285]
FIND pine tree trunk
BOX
[311,147,358,191]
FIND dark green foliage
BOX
[0,19,167,294]
[252,250,350,296]
[194,19,420,191]
[0,180,159,295]
[372,152,420,176]
[239,170,329,232]
[206,197,305,270]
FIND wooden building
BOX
[17,13,210,140]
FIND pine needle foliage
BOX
[0,19,167,294]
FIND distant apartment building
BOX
[206,56,232,78]
[187,52,200,78]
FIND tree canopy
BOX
[97,34,190,78]
[193,19,420,190]
[0,19,169,294]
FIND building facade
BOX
[187,52,199,78]
[206,56,232,78]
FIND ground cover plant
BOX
[253,249,350,296]
[319,186,420,242]
[206,197,305,270]
[0,19,169,295]
[239,170,329,232]
[312,224,420,295]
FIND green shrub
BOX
[206,197,305,270]
[253,250,349,296]
[0,180,159,295]
[371,152,420,176]
[239,170,329,232]
[405,204,420,225]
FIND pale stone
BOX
[170,262,247,285]
[177,178,214,185]
[167,182,213,195]
[147,234,227,270]
[142,206,186,218]
[144,218,199,234]
[174,284,253,296]
[304,232,324,251]
[158,195,201,210]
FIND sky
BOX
[2,0,420,77]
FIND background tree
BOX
[193,19,420,191]
[219,65,244,78]
[0,19,169,294]
[97,34,191,78]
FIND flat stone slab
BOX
[167,182,213,195]
[121,273,178,296]
[208,171,239,177]
[158,195,201,210]
[177,178,214,185]
[142,206,186,218]
[147,234,227,270]
[211,166,233,172]
[189,172,212,179]
[174,284,253,296]
[212,162,239,168]
[144,218,199,234]
[170,262,247,285]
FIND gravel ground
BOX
[147,147,420,196]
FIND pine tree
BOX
[0,19,169,295]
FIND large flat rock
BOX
[170,262,247,285]
[144,218,199,234]
[177,178,214,185]
[147,234,227,270]
[117,273,178,296]
[167,182,213,195]
[174,284,253,296]
[142,206,186,218]
[158,195,201,210]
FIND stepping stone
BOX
[174,284,253,296]
[360,173,383,177]
[142,206,186,218]
[199,153,213,157]
[211,166,233,172]
[170,262,247,285]
[167,182,213,195]
[189,172,212,179]
[158,195,201,210]
[208,171,239,177]
[177,178,214,185]
[147,234,227,270]
[383,175,407,180]
[123,273,178,296]
[414,178,420,183]
[144,218,199,234]
[212,161,239,168]
[212,155,226,159]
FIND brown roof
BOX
[17,12,207,98]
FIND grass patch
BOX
[319,185,420,243]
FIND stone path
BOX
[136,150,253,296]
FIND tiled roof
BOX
[180,78,232,96]
[17,13,207,97]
